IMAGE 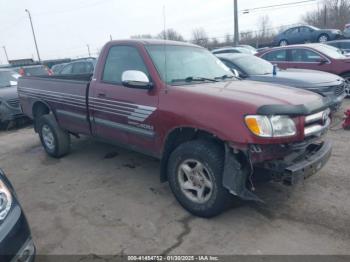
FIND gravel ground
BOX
[0,100,349,255]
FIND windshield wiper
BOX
[214,74,235,80]
[172,76,218,83]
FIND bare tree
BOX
[157,29,185,41]
[191,28,209,47]
[130,34,153,39]
[303,0,350,29]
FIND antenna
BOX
[163,5,168,92]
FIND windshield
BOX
[146,45,234,84]
[313,44,346,59]
[233,55,273,75]
[0,71,20,88]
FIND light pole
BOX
[233,0,239,46]
[2,46,9,63]
[25,9,41,62]
[87,44,91,57]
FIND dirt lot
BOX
[1,100,350,255]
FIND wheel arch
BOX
[32,100,57,132]
[159,126,225,182]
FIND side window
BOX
[290,49,322,62]
[286,27,298,35]
[340,42,350,49]
[300,27,311,33]
[72,62,87,74]
[263,50,287,62]
[102,46,148,84]
[60,64,73,74]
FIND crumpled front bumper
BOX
[223,140,332,202]
[267,140,332,185]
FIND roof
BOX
[108,39,200,48]
[259,43,327,53]
[215,53,250,60]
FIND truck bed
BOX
[18,74,92,135]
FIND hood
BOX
[0,86,19,101]
[176,80,324,113]
[249,69,343,88]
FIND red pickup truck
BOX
[18,40,332,217]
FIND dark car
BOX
[16,65,52,77]
[274,25,343,46]
[51,63,67,75]
[56,58,96,75]
[217,53,346,110]
[0,70,24,128]
[326,39,350,55]
[0,169,35,262]
[257,43,350,97]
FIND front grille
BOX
[334,84,345,96]
[304,109,331,137]
[6,98,20,108]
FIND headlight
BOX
[0,180,12,221]
[245,115,297,138]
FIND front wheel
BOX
[341,74,350,97]
[167,140,232,218]
[38,114,71,158]
[318,34,329,43]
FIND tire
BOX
[167,140,232,218]
[38,114,71,158]
[318,34,329,43]
[342,74,350,97]
[279,39,288,46]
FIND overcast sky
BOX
[0,0,320,63]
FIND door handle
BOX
[97,93,106,98]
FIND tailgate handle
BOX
[98,93,106,98]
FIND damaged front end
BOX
[222,107,333,203]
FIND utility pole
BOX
[233,0,239,46]
[87,44,91,57]
[25,9,41,62]
[2,46,9,63]
[323,4,327,27]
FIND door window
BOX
[102,46,148,84]
[262,50,287,62]
[290,49,322,62]
[60,64,73,74]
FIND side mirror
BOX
[318,58,328,65]
[231,69,240,78]
[121,70,151,89]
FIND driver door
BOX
[89,45,159,154]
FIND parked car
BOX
[326,39,350,55]
[237,45,258,54]
[344,23,350,38]
[51,63,67,75]
[257,43,350,97]
[212,46,254,55]
[56,58,96,75]
[216,53,346,110]
[0,70,25,128]
[16,65,52,77]
[0,169,35,262]
[274,25,343,46]
[19,39,332,217]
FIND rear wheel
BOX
[318,34,329,43]
[279,39,288,46]
[167,140,232,218]
[38,114,71,158]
